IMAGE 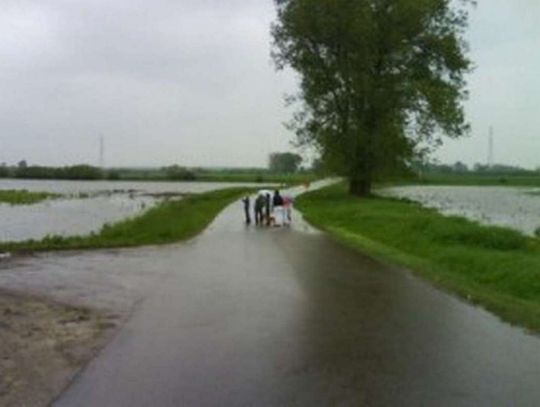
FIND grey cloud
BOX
[0,0,295,167]
[0,0,538,168]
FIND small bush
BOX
[0,190,59,205]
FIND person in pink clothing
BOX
[283,195,294,225]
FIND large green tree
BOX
[272,0,473,195]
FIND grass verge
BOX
[296,183,540,333]
[0,188,249,253]
[0,189,60,205]
[196,171,317,185]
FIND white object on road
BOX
[257,189,272,197]
[272,206,285,226]
[283,195,294,225]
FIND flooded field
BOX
[0,179,265,196]
[379,186,540,236]
[0,194,157,242]
[0,180,264,242]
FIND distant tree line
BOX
[161,165,197,181]
[16,165,105,180]
[0,161,106,180]
[0,164,9,178]
[0,154,314,183]
[268,152,303,173]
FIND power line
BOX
[99,135,105,168]
[488,126,494,167]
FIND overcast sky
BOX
[1,0,539,169]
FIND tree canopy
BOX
[269,152,303,173]
[272,0,473,195]
[162,165,197,181]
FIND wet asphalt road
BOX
[41,198,540,406]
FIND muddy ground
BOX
[0,290,117,407]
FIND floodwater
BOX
[0,179,267,196]
[0,180,267,242]
[0,181,538,405]
[379,185,540,236]
[0,194,157,242]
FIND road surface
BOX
[8,192,540,406]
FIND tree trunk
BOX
[349,146,373,197]
[349,177,371,196]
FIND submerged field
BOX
[389,173,540,187]
[0,189,59,205]
[0,180,268,242]
[0,188,249,253]
[379,185,540,237]
[297,183,540,332]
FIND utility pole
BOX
[488,126,494,168]
[99,135,105,169]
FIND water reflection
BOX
[0,180,270,243]
[278,231,540,405]
[0,179,268,195]
[379,186,540,236]
[0,194,157,242]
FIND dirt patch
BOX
[0,290,117,407]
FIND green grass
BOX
[297,183,540,332]
[196,171,317,185]
[105,167,318,185]
[0,188,249,253]
[0,190,60,205]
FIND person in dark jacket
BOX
[265,193,271,226]
[254,194,265,225]
[241,196,251,224]
[273,190,284,207]
[272,190,285,226]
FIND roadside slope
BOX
[0,291,114,407]
[296,183,540,332]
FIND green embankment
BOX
[116,168,317,185]
[0,190,60,205]
[297,183,540,332]
[0,188,249,253]
[196,171,316,185]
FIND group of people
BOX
[242,189,293,227]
